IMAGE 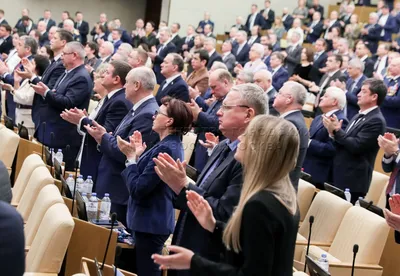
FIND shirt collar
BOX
[208,49,215,57]
[54,53,62,61]
[225,139,240,151]
[107,88,122,99]
[223,51,231,57]
[325,109,339,117]
[272,65,281,72]
[359,105,378,115]
[133,94,154,112]
[165,73,180,85]
[328,69,339,77]
[66,64,80,74]
[353,73,363,83]
[280,110,299,118]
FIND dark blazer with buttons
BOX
[122,134,183,235]
[74,21,90,45]
[260,9,275,30]
[305,21,324,43]
[271,66,289,91]
[233,42,250,67]
[285,44,302,76]
[283,14,294,31]
[332,107,386,194]
[155,76,190,105]
[381,15,396,42]
[247,36,261,46]
[346,74,367,120]
[245,13,265,31]
[154,42,178,84]
[361,24,383,54]
[38,18,56,32]
[361,57,375,78]
[171,34,183,51]
[309,51,328,84]
[207,51,223,70]
[96,97,159,206]
[0,36,13,55]
[381,77,400,129]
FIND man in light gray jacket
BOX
[221,40,236,74]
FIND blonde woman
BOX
[272,16,286,40]
[152,115,300,275]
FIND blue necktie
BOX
[115,109,134,134]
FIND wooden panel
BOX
[328,5,376,24]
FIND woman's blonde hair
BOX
[223,115,299,253]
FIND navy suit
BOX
[195,89,212,112]
[361,24,383,54]
[309,51,328,84]
[38,18,56,32]
[34,65,93,170]
[245,13,265,31]
[381,77,400,129]
[75,21,90,45]
[79,89,132,183]
[381,15,396,42]
[233,43,250,67]
[154,42,177,84]
[266,87,279,116]
[333,107,386,197]
[95,97,159,226]
[207,51,223,70]
[155,76,190,105]
[283,14,294,31]
[113,40,122,53]
[260,9,275,30]
[0,36,13,55]
[361,57,375,78]
[306,21,324,43]
[122,134,183,276]
[345,75,367,120]
[303,111,348,184]
[271,66,289,91]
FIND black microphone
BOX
[304,215,315,272]
[65,144,70,169]
[41,122,46,159]
[101,212,118,270]
[367,200,374,210]
[70,160,80,215]
[351,244,359,276]
[49,132,55,176]
[114,245,122,276]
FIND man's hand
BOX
[60,107,88,125]
[31,82,50,96]
[85,64,94,73]
[233,63,243,74]
[1,82,13,91]
[186,99,202,121]
[84,120,107,144]
[0,60,9,75]
[153,153,188,195]
[378,132,399,157]
[205,96,216,106]
[322,114,342,136]
[189,86,200,99]
[148,52,156,60]
[199,132,219,150]
[21,57,35,73]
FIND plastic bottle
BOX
[55,149,63,164]
[66,174,75,195]
[100,193,111,220]
[50,148,55,163]
[318,253,329,272]
[76,175,85,193]
[84,176,94,194]
[87,193,99,221]
[82,193,89,204]
[344,188,351,203]
[355,197,363,207]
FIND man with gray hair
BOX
[128,48,148,68]
[63,18,81,42]
[235,69,254,84]
[233,30,250,66]
[253,69,278,115]
[236,43,267,74]
[282,30,302,76]
[303,87,348,187]
[204,37,222,70]
[85,66,159,226]
[31,41,93,171]
[273,81,309,190]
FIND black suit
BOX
[247,36,261,46]
[245,13,265,31]
[361,57,375,78]
[154,42,177,84]
[308,5,324,20]
[306,21,324,43]
[75,21,89,45]
[16,23,36,36]
[171,34,183,51]
[282,14,294,31]
[39,32,49,47]
[155,76,190,105]
[0,36,13,55]
[207,51,223,70]
[361,23,382,54]
[140,33,158,48]
[309,51,328,84]
[233,43,250,67]
[260,9,275,30]
[285,44,302,76]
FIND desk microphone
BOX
[304,215,315,272]
[41,122,46,159]
[351,244,359,276]
[114,245,122,276]
[70,160,79,215]
[101,212,118,270]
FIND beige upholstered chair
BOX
[295,191,352,260]
[16,166,54,221]
[297,179,316,222]
[0,126,20,168]
[182,132,197,162]
[293,272,308,276]
[26,203,74,274]
[11,154,45,205]
[303,206,390,276]
[25,185,64,247]
[87,99,98,115]
[365,171,389,206]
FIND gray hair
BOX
[95,62,108,76]
[338,38,349,48]
[369,12,379,20]
[251,43,264,57]
[325,87,347,110]
[238,30,248,39]
[286,81,307,106]
[232,83,268,115]
[20,35,38,54]
[127,67,156,91]
[212,69,233,84]
[238,70,254,83]
[255,69,272,81]
[291,30,301,40]
[349,58,365,72]
[63,19,74,28]
[159,27,172,36]
[65,41,85,59]
[102,41,114,55]
[204,37,216,48]
[118,43,133,55]
[211,61,228,71]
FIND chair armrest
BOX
[6,167,11,175]
[330,262,383,270]
[296,240,332,247]
[23,273,58,276]
[25,246,30,253]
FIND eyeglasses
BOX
[154,110,169,117]
[219,104,250,112]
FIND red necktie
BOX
[386,166,399,194]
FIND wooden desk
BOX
[328,5,376,23]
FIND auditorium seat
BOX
[24,185,64,247]
[11,153,45,206]
[16,166,54,221]
[303,206,389,276]
[365,171,389,207]
[25,203,75,274]
[295,191,352,261]
[182,131,197,162]
[0,125,20,169]
[297,179,316,222]
[293,272,307,276]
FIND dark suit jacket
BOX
[207,51,223,70]
[155,76,190,105]
[122,134,183,234]
[233,43,250,66]
[245,13,265,31]
[16,23,36,36]
[318,70,343,98]
[140,33,158,48]
[113,39,122,53]
[266,87,279,116]
[0,35,13,55]
[346,74,367,120]
[381,15,396,42]
[171,34,183,51]
[361,57,375,78]
[303,111,348,184]
[96,97,159,205]
[285,44,302,76]
[39,31,49,47]
[306,21,324,43]
[382,151,400,195]
[333,107,386,193]
[247,36,261,46]
[381,77,400,129]
[323,20,341,37]
[271,66,289,91]
[308,5,324,20]
[181,36,195,51]
[260,9,275,30]
[90,22,108,38]
[79,89,133,183]
[34,65,93,149]
[284,111,309,190]
[361,24,383,54]
[38,18,56,32]
[75,21,89,45]
[283,14,294,31]
[309,51,328,84]
[154,42,177,84]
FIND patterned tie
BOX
[386,166,399,194]
[115,109,134,134]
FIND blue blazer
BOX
[113,40,122,53]
[122,134,183,235]
[303,111,348,184]
[195,88,213,112]
[283,14,294,31]
[309,51,328,84]
[271,67,289,91]
[154,42,177,84]
[346,75,367,120]
[381,15,396,42]
[306,21,324,43]
[96,97,159,205]
[79,89,133,182]
[207,51,223,70]
[361,24,383,54]
[381,77,400,129]
[155,76,190,105]
[38,18,56,32]
[245,13,265,30]
[233,43,250,67]
[35,65,92,148]
[382,153,400,195]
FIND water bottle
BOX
[66,174,75,195]
[100,193,111,220]
[87,193,99,221]
[355,197,363,207]
[55,149,63,164]
[84,176,94,194]
[82,193,89,204]
[318,253,329,272]
[76,175,85,193]
[50,148,55,163]
[344,188,351,203]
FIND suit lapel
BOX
[196,143,224,184]
[201,150,235,191]
[310,116,324,138]
[95,89,124,120]
[345,108,377,135]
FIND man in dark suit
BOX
[0,9,8,26]
[324,78,386,203]
[309,38,328,84]
[38,9,56,32]
[355,42,375,77]
[305,12,324,43]
[16,16,36,36]
[171,23,183,51]
[381,57,400,129]
[203,24,216,39]
[323,10,341,40]
[85,67,159,227]
[260,0,275,30]
[233,30,250,66]
[253,69,279,115]
[204,37,222,70]
[153,84,267,275]
[282,8,294,31]
[0,24,13,55]
[308,0,324,21]
[283,31,302,76]
[273,81,309,190]
[31,42,93,171]
[373,44,389,76]
[14,8,30,31]
[155,53,189,105]
[148,27,177,84]
[60,61,133,184]
[303,87,348,187]
[90,13,108,41]
[245,4,265,33]
[110,29,122,53]
[36,21,49,47]
[361,12,382,54]
[247,25,261,46]
[196,12,214,34]
[74,11,89,45]
[379,5,396,42]
[181,25,195,53]
[339,4,354,27]
[269,52,289,91]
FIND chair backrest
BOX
[12,154,45,205]
[182,132,197,162]
[329,206,390,264]
[299,191,352,244]
[297,179,316,221]
[87,99,98,115]
[26,203,74,273]
[365,171,389,205]
[24,185,64,246]
[16,166,54,221]
[0,126,20,167]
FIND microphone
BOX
[114,245,122,276]
[65,144,70,170]
[41,122,46,159]
[351,244,359,276]
[70,160,80,215]
[101,212,118,270]
[367,201,374,210]
[304,215,315,272]
[49,132,55,176]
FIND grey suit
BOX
[222,53,236,74]
[285,44,302,76]
[0,161,12,203]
